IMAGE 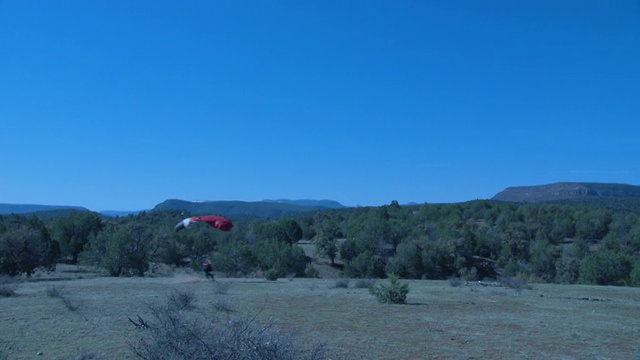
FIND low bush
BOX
[0,275,18,297]
[369,274,409,304]
[304,263,320,278]
[448,277,464,287]
[213,281,234,295]
[264,268,281,281]
[168,288,197,311]
[130,296,329,360]
[354,278,376,289]
[499,276,529,292]
[0,283,17,297]
[212,299,234,313]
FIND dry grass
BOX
[0,265,639,359]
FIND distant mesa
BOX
[491,182,640,203]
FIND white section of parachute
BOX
[182,218,192,228]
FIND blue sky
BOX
[1,1,639,211]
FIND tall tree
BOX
[52,210,104,264]
[0,216,58,276]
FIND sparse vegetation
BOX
[353,278,376,289]
[130,293,329,360]
[168,288,197,311]
[0,273,638,359]
[213,280,234,295]
[499,276,529,292]
[212,299,234,313]
[331,279,349,289]
[46,285,79,311]
[68,350,109,360]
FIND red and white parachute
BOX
[174,215,233,232]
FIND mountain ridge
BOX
[5,182,640,219]
[0,199,345,218]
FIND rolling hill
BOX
[0,203,89,215]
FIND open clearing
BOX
[1,266,639,359]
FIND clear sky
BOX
[1,1,639,211]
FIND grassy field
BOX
[1,265,639,360]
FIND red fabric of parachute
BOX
[190,215,233,232]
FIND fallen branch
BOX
[128,315,150,329]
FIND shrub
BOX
[46,285,61,297]
[213,281,234,295]
[578,251,632,286]
[499,276,528,292]
[331,279,349,289]
[0,275,18,297]
[212,299,234,313]
[448,277,464,287]
[369,274,409,304]
[264,268,281,281]
[0,283,17,297]
[304,263,320,278]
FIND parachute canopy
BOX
[174,215,233,232]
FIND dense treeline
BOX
[324,201,640,286]
[1,200,639,286]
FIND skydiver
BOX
[202,261,214,280]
